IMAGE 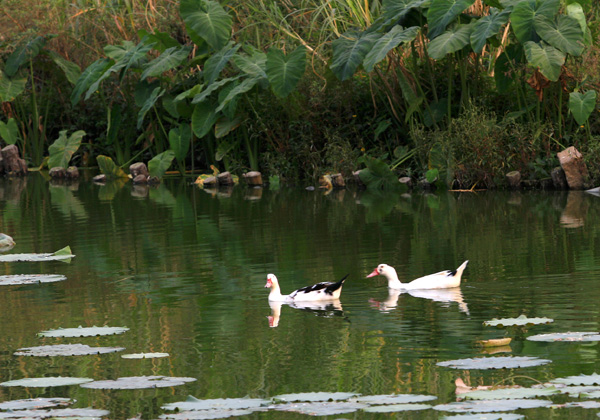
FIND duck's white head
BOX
[367,264,395,278]
[265,274,278,289]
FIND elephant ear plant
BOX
[72,0,307,175]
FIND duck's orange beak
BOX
[366,269,379,278]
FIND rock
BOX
[66,166,79,179]
[353,170,365,186]
[203,176,217,187]
[49,167,66,178]
[129,162,149,178]
[93,174,107,183]
[1,145,28,175]
[399,176,413,189]
[551,167,568,190]
[331,173,345,188]
[132,174,148,184]
[305,186,315,191]
[557,146,588,190]
[217,171,234,185]
[243,171,263,186]
[505,171,521,189]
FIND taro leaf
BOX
[0,274,67,286]
[552,373,600,386]
[533,14,584,56]
[122,352,170,359]
[48,51,81,86]
[180,0,232,51]
[14,344,125,357]
[363,26,418,72]
[214,115,242,138]
[232,52,267,79]
[266,45,307,98]
[470,10,510,53]
[567,3,592,45]
[148,150,175,179]
[0,408,110,418]
[97,155,128,179]
[141,46,192,80]
[192,101,219,138]
[433,398,552,413]
[137,86,165,129]
[0,71,26,102]
[437,356,551,369]
[351,394,437,404]
[426,0,475,40]
[48,129,86,169]
[330,30,380,81]
[204,42,241,85]
[483,314,553,327]
[0,398,72,410]
[568,90,597,126]
[428,24,473,59]
[162,396,269,411]
[359,157,398,191]
[0,377,94,387]
[4,35,47,77]
[215,77,259,113]
[175,85,204,102]
[0,118,19,145]
[527,331,600,342]
[161,409,256,419]
[440,413,525,419]
[382,0,429,27]
[169,124,192,162]
[461,386,559,400]
[80,375,196,390]
[0,246,74,262]
[510,0,560,43]
[192,75,242,104]
[70,58,111,106]
[272,392,359,402]
[274,401,367,416]
[38,326,129,338]
[138,29,181,52]
[363,403,433,412]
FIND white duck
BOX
[265,273,348,302]
[367,261,468,290]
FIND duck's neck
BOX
[384,268,404,289]
[268,283,287,301]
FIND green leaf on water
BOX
[461,386,559,400]
[272,392,359,402]
[483,314,553,327]
[274,401,367,416]
[433,398,552,413]
[351,394,437,404]
[0,377,94,387]
[0,247,74,262]
[122,352,170,359]
[81,375,196,390]
[552,373,600,386]
[14,344,125,357]
[527,331,600,342]
[162,396,269,411]
[363,403,433,412]
[0,398,72,410]
[0,274,67,286]
[437,356,552,370]
[38,326,129,337]
[439,413,525,419]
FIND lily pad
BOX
[272,392,359,402]
[437,356,551,370]
[551,401,600,409]
[0,408,109,418]
[38,326,129,337]
[433,399,552,413]
[527,332,600,342]
[122,352,170,359]
[461,386,559,400]
[162,396,269,411]
[483,315,553,327]
[552,373,600,386]
[582,390,600,399]
[0,398,72,410]
[0,274,67,286]
[0,246,74,262]
[441,414,525,419]
[160,409,257,419]
[554,385,600,396]
[351,394,437,405]
[362,403,433,412]
[273,401,367,416]
[0,377,94,387]
[14,344,125,357]
[81,375,196,389]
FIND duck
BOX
[366,260,468,290]
[265,273,348,302]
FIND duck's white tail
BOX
[454,260,469,278]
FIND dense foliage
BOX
[1,0,600,188]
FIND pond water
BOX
[1,173,600,419]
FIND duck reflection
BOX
[267,300,345,328]
[370,288,469,315]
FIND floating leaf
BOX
[272,392,359,402]
[0,274,66,286]
[274,401,367,416]
[38,326,129,338]
[162,396,269,411]
[527,332,600,342]
[0,246,74,262]
[0,398,72,410]
[161,409,256,419]
[477,338,512,347]
[0,377,93,387]
[551,401,600,409]
[581,390,600,399]
[552,373,600,386]
[437,356,551,370]
[433,398,552,413]
[0,408,109,418]
[554,385,600,396]
[439,414,525,419]
[483,314,553,327]
[122,352,170,359]
[363,403,433,412]
[14,344,125,357]
[351,394,437,404]
[81,375,196,389]
[461,386,559,400]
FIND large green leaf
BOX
[470,10,510,53]
[358,157,399,190]
[4,36,47,77]
[523,41,565,81]
[382,0,429,27]
[70,58,111,105]
[169,123,192,161]
[214,115,242,138]
[48,51,81,85]
[180,0,232,51]
[192,75,241,104]
[266,45,307,98]
[233,52,267,79]
[428,24,473,59]
[137,30,181,52]
[204,42,240,85]
[426,0,475,40]
[330,30,380,81]
[569,90,597,126]
[567,3,592,45]
[97,155,128,179]
[363,26,418,72]
[148,150,175,178]
[48,130,86,169]
[510,0,559,43]
[141,46,192,80]
[533,14,584,56]
[192,101,219,138]
[0,71,26,102]
[0,118,20,145]
[137,86,165,129]
[215,77,259,113]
